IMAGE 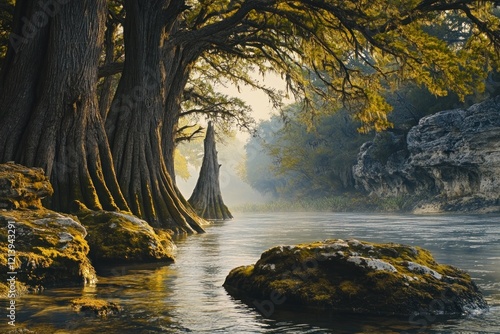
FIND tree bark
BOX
[161,43,190,184]
[106,0,205,234]
[0,0,128,213]
[98,17,118,120]
[189,122,233,220]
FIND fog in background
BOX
[176,137,273,207]
[177,72,289,206]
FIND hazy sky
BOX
[217,71,293,125]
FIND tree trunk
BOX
[98,17,118,120]
[105,0,205,234]
[0,0,128,213]
[189,122,233,220]
[161,43,190,184]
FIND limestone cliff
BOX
[353,97,500,213]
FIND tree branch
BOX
[98,61,124,78]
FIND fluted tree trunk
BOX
[105,0,205,234]
[0,0,128,213]
[189,122,232,220]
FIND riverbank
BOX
[233,193,500,214]
[232,194,427,213]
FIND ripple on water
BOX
[2,212,499,334]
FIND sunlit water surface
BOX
[2,212,499,333]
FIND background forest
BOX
[1,0,500,225]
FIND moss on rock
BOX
[76,209,175,265]
[0,209,96,293]
[0,162,53,210]
[224,239,487,317]
[71,297,122,317]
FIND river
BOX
[2,212,500,333]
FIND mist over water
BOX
[3,212,499,333]
[176,137,270,207]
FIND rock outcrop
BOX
[353,97,500,212]
[0,163,96,294]
[224,239,487,317]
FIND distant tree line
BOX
[244,78,500,200]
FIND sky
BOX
[217,71,293,136]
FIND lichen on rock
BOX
[0,162,53,210]
[0,163,97,294]
[223,239,487,317]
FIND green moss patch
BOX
[77,209,175,265]
[0,163,53,210]
[71,297,122,317]
[0,209,96,291]
[224,239,487,317]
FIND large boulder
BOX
[77,209,175,265]
[0,210,96,294]
[353,97,500,213]
[224,239,487,317]
[0,163,96,294]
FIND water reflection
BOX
[1,212,499,333]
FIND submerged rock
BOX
[71,297,122,317]
[77,209,176,265]
[224,239,487,317]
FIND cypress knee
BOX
[189,122,233,220]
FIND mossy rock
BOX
[224,239,487,317]
[77,210,175,265]
[71,297,122,317]
[0,162,53,210]
[0,209,96,293]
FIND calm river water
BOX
[2,212,500,333]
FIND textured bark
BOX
[0,0,128,213]
[161,42,192,184]
[189,122,233,220]
[98,18,118,120]
[106,0,205,234]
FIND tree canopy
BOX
[244,74,500,200]
[176,0,500,132]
